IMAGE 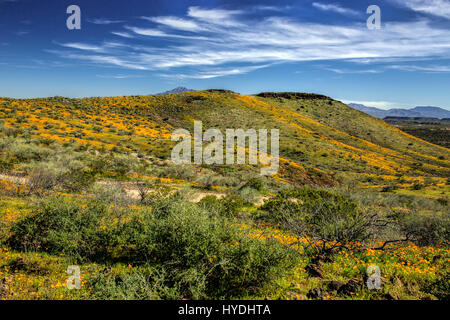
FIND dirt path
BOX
[1,173,228,203]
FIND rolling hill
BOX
[1,90,449,187]
[0,90,449,301]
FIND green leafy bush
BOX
[261,187,377,255]
[8,196,113,261]
[8,196,296,299]
[199,194,244,217]
[399,213,450,246]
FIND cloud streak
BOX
[391,0,450,19]
[88,18,124,25]
[312,2,359,16]
[51,6,450,79]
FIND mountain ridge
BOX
[155,86,196,95]
[348,103,450,119]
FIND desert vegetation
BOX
[0,91,448,300]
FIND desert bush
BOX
[261,187,378,255]
[133,180,152,203]
[238,186,261,205]
[195,173,238,189]
[8,196,112,261]
[423,268,450,300]
[27,169,59,196]
[118,199,296,298]
[59,169,95,193]
[399,213,450,246]
[155,164,197,181]
[199,194,244,217]
[8,142,52,162]
[87,267,171,300]
[0,158,13,173]
[8,196,296,299]
[244,177,265,191]
[109,154,139,176]
[90,183,129,204]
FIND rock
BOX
[432,255,442,264]
[338,278,363,295]
[8,257,26,271]
[383,293,396,300]
[307,288,327,300]
[324,280,346,291]
[311,255,333,264]
[0,278,9,298]
[305,263,323,278]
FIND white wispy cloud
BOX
[14,30,29,36]
[391,0,450,19]
[59,42,105,53]
[252,5,291,12]
[65,53,149,70]
[52,6,450,79]
[341,99,415,110]
[324,67,384,74]
[111,31,135,39]
[88,18,124,25]
[187,6,243,26]
[388,64,450,72]
[162,64,271,79]
[96,74,144,79]
[141,16,204,32]
[312,2,359,16]
[124,26,209,40]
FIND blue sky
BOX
[1,0,449,110]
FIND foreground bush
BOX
[399,213,450,246]
[261,187,378,256]
[8,196,297,299]
[8,197,112,261]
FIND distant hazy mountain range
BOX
[348,103,450,119]
[156,87,195,95]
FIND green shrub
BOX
[424,269,450,300]
[8,196,113,262]
[199,194,244,217]
[60,169,95,193]
[87,267,170,300]
[119,199,295,298]
[8,196,296,299]
[0,158,13,173]
[261,187,377,255]
[238,186,260,205]
[399,213,450,246]
[244,177,265,191]
[8,142,51,162]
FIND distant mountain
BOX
[411,106,450,119]
[156,87,195,95]
[347,104,388,118]
[348,103,450,119]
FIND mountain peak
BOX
[156,87,195,95]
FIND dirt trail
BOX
[1,173,228,203]
[0,174,27,184]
